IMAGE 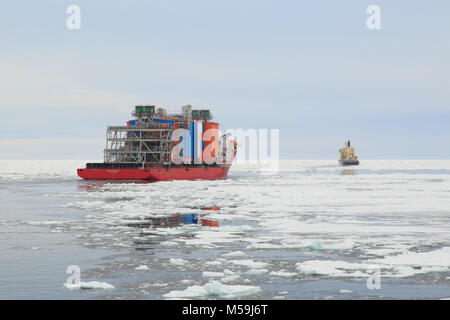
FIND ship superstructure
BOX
[339,140,360,166]
[77,105,237,181]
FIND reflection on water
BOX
[76,180,221,251]
[341,169,356,175]
[189,206,220,211]
[128,213,219,229]
[129,213,219,250]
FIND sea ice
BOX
[295,260,369,277]
[245,269,269,275]
[228,259,268,269]
[223,269,235,275]
[170,258,189,266]
[222,251,247,259]
[135,265,150,271]
[160,241,178,247]
[221,275,241,283]
[339,290,353,294]
[64,281,115,290]
[202,271,225,278]
[269,271,297,278]
[163,281,261,299]
[368,247,450,267]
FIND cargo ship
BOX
[339,140,360,166]
[77,105,237,181]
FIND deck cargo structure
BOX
[77,105,237,181]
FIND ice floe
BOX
[296,254,450,278]
[202,271,224,278]
[227,259,268,269]
[339,290,353,294]
[222,251,247,259]
[135,265,150,271]
[368,247,450,267]
[64,281,115,290]
[221,275,241,283]
[269,271,297,278]
[170,258,189,266]
[163,281,261,299]
[245,268,269,275]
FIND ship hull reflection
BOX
[128,213,218,229]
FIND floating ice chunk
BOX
[183,239,217,248]
[368,247,450,267]
[222,251,247,259]
[223,269,235,276]
[297,252,450,278]
[61,201,107,211]
[26,220,69,226]
[180,279,193,284]
[202,271,225,278]
[151,282,168,287]
[135,265,150,271]
[364,248,404,256]
[203,281,261,298]
[269,271,297,278]
[279,239,355,251]
[205,260,222,266]
[220,225,254,233]
[245,268,269,275]
[64,281,115,290]
[160,241,178,247]
[322,239,355,250]
[170,258,189,266]
[228,259,268,269]
[221,275,241,283]
[305,241,323,250]
[246,242,280,250]
[339,290,353,294]
[163,281,261,299]
[295,260,368,277]
[163,285,207,299]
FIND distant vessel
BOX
[339,140,359,166]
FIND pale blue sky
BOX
[0,1,449,159]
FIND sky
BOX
[0,0,449,159]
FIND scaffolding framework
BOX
[101,105,216,167]
[104,126,173,165]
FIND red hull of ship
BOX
[77,166,230,181]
